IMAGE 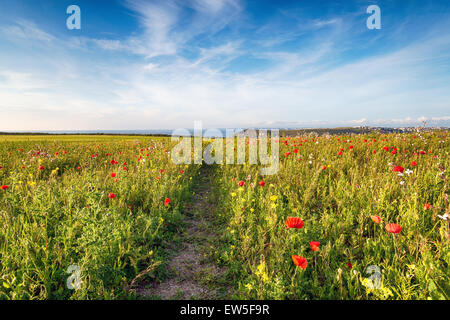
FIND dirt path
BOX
[135,165,227,299]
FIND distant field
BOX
[0,135,156,142]
[0,132,448,299]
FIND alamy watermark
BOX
[66,264,81,290]
[170,122,280,175]
[366,5,381,30]
[365,265,381,289]
[64,4,379,31]
[66,5,81,30]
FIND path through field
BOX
[136,165,228,299]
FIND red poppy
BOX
[393,166,404,173]
[108,193,116,199]
[238,180,245,187]
[348,145,354,149]
[180,170,184,174]
[371,215,382,223]
[164,197,171,206]
[285,217,304,229]
[385,223,402,234]
[419,150,426,155]
[424,203,431,210]
[76,166,81,170]
[39,165,44,171]
[111,173,116,178]
[309,241,320,251]
[1,185,8,190]
[337,151,343,156]
[259,181,265,186]
[410,161,417,166]
[346,263,353,269]
[292,255,307,269]
[383,146,389,151]
[322,165,327,170]
[285,152,291,157]
[160,169,164,174]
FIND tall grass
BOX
[210,132,449,299]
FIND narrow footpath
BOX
[136,165,228,299]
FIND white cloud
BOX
[0,2,449,130]
[0,19,54,43]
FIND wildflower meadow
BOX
[0,131,448,300]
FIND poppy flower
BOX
[39,166,44,171]
[411,161,417,166]
[164,197,171,206]
[111,173,116,178]
[76,166,81,170]
[1,185,8,190]
[238,180,245,187]
[108,193,116,199]
[371,215,382,223]
[322,165,327,170]
[309,241,320,251]
[285,217,304,229]
[337,151,343,156]
[383,146,389,151]
[424,203,431,210]
[292,255,307,269]
[385,223,402,234]
[346,263,353,269]
[419,150,426,155]
[180,170,184,174]
[393,166,404,173]
[259,181,265,186]
[285,152,291,157]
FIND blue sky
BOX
[0,0,449,130]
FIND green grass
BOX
[0,132,448,299]
[0,135,198,299]
[209,131,449,299]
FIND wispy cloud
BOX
[0,0,449,130]
[0,19,55,43]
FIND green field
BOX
[0,132,448,299]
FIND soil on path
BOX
[135,165,227,299]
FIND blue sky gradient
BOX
[0,0,449,130]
